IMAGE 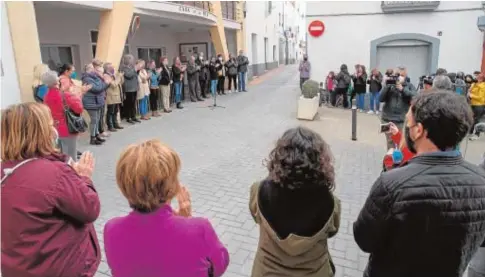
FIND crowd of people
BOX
[298,59,485,143]
[1,89,485,277]
[31,51,251,161]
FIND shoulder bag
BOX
[61,91,87,134]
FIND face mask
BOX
[404,126,417,154]
[218,58,222,61]
[52,127,59,147]
[200,57,204,60]
[70,72,77,79]
[163,61,168,66]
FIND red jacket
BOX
[383,131,415,170]
[1,154,101,277]
[44,87,83,138]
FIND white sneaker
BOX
[367,110,374,114]
[469,134,479,141]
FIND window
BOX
[40,45,74,71]
[279,13,281,26]
[221,1,236,20]
[137,47,167,67]
[91,30,129,59]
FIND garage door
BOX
[376,45,430,85]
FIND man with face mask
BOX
[196,52,209,98]
[298,54,311,91]
[354,91,485,277]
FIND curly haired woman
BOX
[249,126,341,277]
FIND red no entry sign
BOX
[308,20,325,37]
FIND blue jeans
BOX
[357,93,365,110]
[369,92,380,112]
[210,80,218,96]
[238,72,246,91]
[139,95,149,116]
[174,82,182,103]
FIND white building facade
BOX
[306,1,484,85]
[244,1,306,78]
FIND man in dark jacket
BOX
[186,55,203,102]
[354,91,485,277]
[196,52,209,98]
[334,64,351,108]
[236,50,249,92]
[380,75,417,149]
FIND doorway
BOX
[264,37,268,69]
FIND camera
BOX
[419,75,434,86]
[385,74,400,86]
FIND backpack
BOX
[33,84,48,102]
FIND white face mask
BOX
[200,57,204,60]
[218,58,222,61]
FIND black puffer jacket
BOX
[354,153,485,277]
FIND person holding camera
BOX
[380,73,417,149]
[351,65,367,112]
[367,69,382,114]
[335,64,351,108]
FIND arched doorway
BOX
[370,33,440,84]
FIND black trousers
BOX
[330,90,337,106]
[98,106,105,134]
[217,76,225,94]
[123,91,137,120]
[471,105,485,135]
[149,88,160,111]
[106,104,120,129]
[335,87,349,108]
[300,77,309,91]
[227,75,237,91]
[188,77,201,101]
[199,79,208,97]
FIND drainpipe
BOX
[479,16,485,72]
[283,2,289,65]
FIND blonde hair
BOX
[32,64,49,88]
[1,103,58,161]
[116,139,181,212]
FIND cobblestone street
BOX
[88,65,484,277]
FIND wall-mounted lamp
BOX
[478,15,485,32]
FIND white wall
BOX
[1,1,21,109]
[306,1,484,85]
[244,1,280,65]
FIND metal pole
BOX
[283,2,288,65]
[351,99,357,141]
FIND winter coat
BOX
[209,63,219,80]
[470,82,485,106]
[367,73,383,93]
[216,60,225,77]
[44,87,84,138]
[199,63,210,81]
[325,76,336,91]
[159,66,171,86]
[120,66,139,93]
[172,65,182,83]
[104,204,229,277]
[81,72,108,110]
[352,73,367,94]
[299,61,311,79]
[1,154,101,277]
[335,65,351,89]
[249,181,340,277]
[225,59,238,76]
[354,152,485,277]
[186,62,199,80]
[106,72,124,105]
[379,82,417,123]
[137,69,150,100]
[149,69,161,88]
[236,55,249,73]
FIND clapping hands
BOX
[73,152,95,179]
[174,185,192,217]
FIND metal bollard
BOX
[351,99,357,141]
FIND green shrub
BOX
[301,79,319,99]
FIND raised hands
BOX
[73,152,95,179]
[174,185,192,217]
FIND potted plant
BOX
[297,79,320,120]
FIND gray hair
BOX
[40,70,59,88]
[122,54,135,67]
[103,62,113,73]
[432,75,453,90]
[84,63,94,73]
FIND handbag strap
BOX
[1,158,37,185]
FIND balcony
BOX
[381,1,440,13]
[172,1,238,21]
[172,1,213,13]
